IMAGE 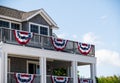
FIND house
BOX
[0,6,96,83]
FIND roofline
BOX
[0,15,22,22]
[22,9,58,29]
[0,9,59,29]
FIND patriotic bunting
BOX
[51,76,70,83]
[78,79,93,83]
[51,37,68,51]
[77,43,92,55]
[14,30,33,45]
[15,73,35,83]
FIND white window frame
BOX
[0,18,22,30]
[7,58,10,72]
[27,60,39,74]
[29,22,49,36]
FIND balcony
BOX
[0,27,95,57]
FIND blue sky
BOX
[0,0,120,77]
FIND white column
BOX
[43,57,46,83]
[90,63,96,83]
[4,53,8,83]
[71,61,78,83]
[40,57,46,83]
[40,57,43,83]
[0,43,3,83]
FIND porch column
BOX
[40,57,46,83]
[4,52,8,83]
[90,63,96,83]
[71,61,78,83]
[0,42,3,83]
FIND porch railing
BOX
[47,75,73,83]
[7,72,41,83]
[0,27,95,57]
[7,72,74,83]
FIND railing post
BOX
[41,36,44,49]
[73,41,76,54]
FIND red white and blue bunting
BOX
[77,43,92,55]
[14,30,33,45]
[51,76,70,83]
[78,79,93,83]
[51,37,68,51]
[15,73,35,83]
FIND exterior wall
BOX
[8,56,39,73]
[22,21,29,31]
[49,28,52,36]
[29,14,49,26]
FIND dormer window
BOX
[11,23,20,30]
[0,20,10,28]
[30,24,39,34]
[29,22,49,36]
[40,26,48,35]
[0,19,21,30]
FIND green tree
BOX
[97,75,120,83]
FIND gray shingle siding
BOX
[29,14,49,26]
[22,21,29,31]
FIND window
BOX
[29,22,49,36]
[0,20,10,28]
[30,24,39,33]
[27,61,40,74]
[40,26,48,35]
[11,23,20,30]
[7,59,10,72]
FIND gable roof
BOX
[0,5,58,29]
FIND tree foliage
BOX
[96,75,120,83]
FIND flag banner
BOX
[78,78,93,83]
[15,73,35,83]
[14,30,33,45]
[51,37,68,51]
[51,76,70,83]
[77,42,92,55]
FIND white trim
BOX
[26,60,39,74]
[4,52,8,83]
[0,15,21,22]
[41,9,57,26]
[29,22,49,36]
[7,58,10,72]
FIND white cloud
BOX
[82,32,101,45]
[96,49,120,67]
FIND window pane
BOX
[28,63,36,74]
[30,24,39,33]
[0,20,9,28]
[36,65,40,74]
[11,23,20,30]
[40,26,48,35]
